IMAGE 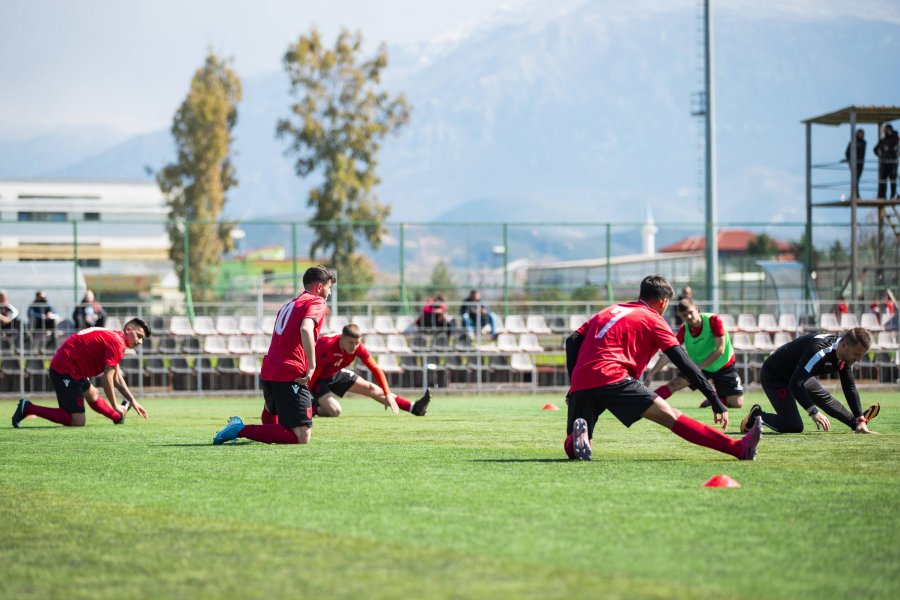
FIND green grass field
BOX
[1,390,898,599]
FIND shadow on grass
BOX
[153,441,254,447]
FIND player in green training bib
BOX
[645,298,744,409]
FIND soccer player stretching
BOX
[564,275,762,461]
[213,265,336,445]
[741,328,878,434]
[301,323,430,418]
[12,319,151,428]
[645,298,744,409]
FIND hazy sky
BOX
[1,0,896,140]
[0,0,533,137]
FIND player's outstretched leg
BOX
[735,416,762,461]
[12,397,72,427]
[213,416,245,445]
[572,417,592,461]
[670,414,761,460]
[411,388,431,416]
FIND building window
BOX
[18,212,68,222]
[77,259,101,268]
[84,212,101,221]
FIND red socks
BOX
[25,402,73,426]
[239,424,299,444]
[654,385,672,399]
[563,434,576,459]
[261,407,278,424]
[88,397,122,423]
[671,415,740,458]
[395,396,412,412]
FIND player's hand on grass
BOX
[811,412,831,431]
[132,400,149,419]
[384,393,399,415]
[714,410,728,431]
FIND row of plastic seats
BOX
[818,312,894,332]
[168,315,275,337]
[730,330,898,353]
[720,313,800,333]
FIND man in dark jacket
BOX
[874,124,899,199]
[843,129,866,198]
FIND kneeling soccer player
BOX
[260,323,430,423]
[564,275,762,462]
[12,318,151,428]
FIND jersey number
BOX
[595,306,634,340]
[273,302,295,335]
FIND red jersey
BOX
[569,301,679,392]
[50,327,127,379]
[307,334,390,394]
[261,291,328,382]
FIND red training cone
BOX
[702,474,741,488]
[542,403,559,411]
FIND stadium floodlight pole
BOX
[72,220,79,305]
[703,0,720,311]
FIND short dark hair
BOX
[676,298,695,314]
[639,275,675,302]
[342,323,362,339]
[125,317,151,337]
[843,327,872,351]
[303,265,337,287]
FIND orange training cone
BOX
[703,474,741,488]
[542,403,559,411]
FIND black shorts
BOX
[49,368,90,414]
[567,378,655,437]
[311,369,359,402]
[262,379,313,429]
[686,364,744,398]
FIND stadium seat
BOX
[374,354,403,386]
[119,356,142,387]
[503,315,528,334]
[181,336,202,354]
[386,334,411,354]
[104,315,123,331]
[144,357,170,389]
[239,355,261,375]
[1,358,22,392]
[25,358,48,392]
[432,333,454,352]
[362,334,387,353]
[216,356,241,390]
[818,313,841,332]
[517,333,544,353]
[493,333,519,353]
[509,353,535,384]
[777,313,799,333]
[568,314,588,331]
[373,315,398,334]
[839,313,860,330]
[408,333,430,352]
[525,315,552,334]
[250,335,270,354]
[327,315,349,334]
[731,332,755,352]
[156,336,178,354]
[487,354,513,383]
[170,357,196,390]
[195,357,217,391]
[350,315,373,334]
[752,332,776,353]
[718,313,737,332]
[773,331,794,348]
[736,314,758,332]
[547,316,568,334]
[168,316,194,337]
[757,313,779,332]
[239,315,261,335]
[193,316,217,337]
[260,315,276,335]
[226,335,252,354]
[394,315,416,333]
[444,354,471,385]
[203,336,229,355]
[215,316,241,336]
[860,312,884,332]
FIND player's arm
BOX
[101,365,120,408]
[696,334,726,370]
[645,352,671,381]
[662,345,727,415]
[0,304,18,325]
[295,317,317,385]
[114,365,148,418]
[837,365,872,432]
[565,331,584,380]
[787,365,831,431]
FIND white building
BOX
[0,179,175,299]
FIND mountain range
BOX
[2,0,898,265]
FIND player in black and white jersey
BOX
[741,327,879,434]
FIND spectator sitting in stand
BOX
[0,289,20,331]
[460,289,498,340]
[73,289,107,330]
[28,290,59,333]
[415,294,454,331]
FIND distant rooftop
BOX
[803,106,900,126]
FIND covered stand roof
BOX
[803,105,900,126]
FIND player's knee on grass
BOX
[317,395,342,417]
[293,426,311,444]
[70,413,86,427]
[726,395,743,408]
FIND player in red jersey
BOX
[288,323,430,418]
[213,265,336,445]
[563,275,762,461]
[12,319,151,428]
